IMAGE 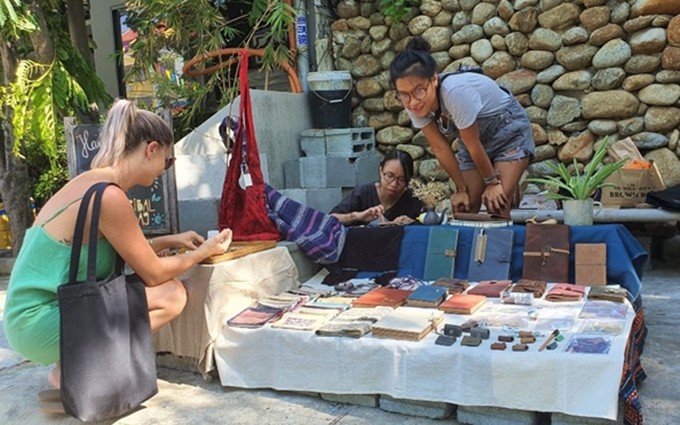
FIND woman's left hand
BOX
[482,184,507,214]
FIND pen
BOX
[539,329,560,352]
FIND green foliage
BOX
[379,0,413,22]
[0,0,38,38]
[527,137,628,200]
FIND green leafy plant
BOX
[527,137,628,201]
[379,0,413,22]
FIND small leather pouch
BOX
[512,343,529,352]
[512,279,547,298]
[435,335,457,346]
[587,286,628,303]
[468,280,512,298]
[443,324,463,337]
[491,342,507,350]
[498,335,514,343]
[461,335,482,347]
[546,283,587,302]
[519,330,534,338]
[471,327,490,340]
[520,336,536,344]
[433,278,469,295]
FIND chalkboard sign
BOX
[65,117,179,235]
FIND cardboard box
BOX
[600,162,665,207]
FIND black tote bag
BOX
[58,182,157,422]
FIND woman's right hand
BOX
[200,229,233,258]
[450,192,471,213]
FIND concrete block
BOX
[300,127,375,158]
[299,156,356,189]
[278,241,321,283]
[457,405,538,425]
[178,198,220,239]
[320,393,379,407]
[284,160,302,189]
[354,153,380,185]
[379,395,455,419]
[550,404,623,425]
[279,188,343,213]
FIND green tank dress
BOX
[3,205,116,365]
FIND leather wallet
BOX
[471,327,490,340]
[587,285,628,303]
[424,227,459,280]
[491,342,507,350]
[435,335,457,346]
[468,280,512,298]
[512,279,547,298]
[546,283,586,302]
[433,278,469,295]
[522,224,570,283]
[512,343,529,352]
[575,243,607,286]
[461,335,482,347]
[498,335,514,343]
[467,228,514,281]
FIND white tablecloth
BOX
[214,273,633,420]
[154,246,299,374]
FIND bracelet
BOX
[486,179,501,186]
[455,185,468,194]
[483,170,500,185]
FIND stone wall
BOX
[330,0,680,198]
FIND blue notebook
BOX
[406,285,448,308]
[467,227,514,282]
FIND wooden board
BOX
[200,241,277,264]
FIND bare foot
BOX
[47,363,60,389]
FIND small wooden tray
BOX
[200,240,277,264]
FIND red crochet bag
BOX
[218,50,280,241]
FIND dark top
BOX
[331,183,424,222]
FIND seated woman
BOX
[330,150,423,225]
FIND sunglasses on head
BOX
[147,140,175,170]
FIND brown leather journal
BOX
[439,294,487,315]
[467,280,512,298]
[352,287,412,308]
[432,278,469,295]
[512,279,547,298]
[575,243,607,286]
[545,283,586,302]
[522,224,570,283]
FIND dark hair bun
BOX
[406,37,431,53]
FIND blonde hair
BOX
[91,99,173,168]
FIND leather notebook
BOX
[352,287,412,308]
[512,279,547,298]
[467,228,514,282]
[575,243,607,286]
[438,294,487,315]
[406,285,448,308]
[545,283,586,302]
[432,278,469,295]
[522,224,570,283]
[423,226,459,280]
[467,280,512,298]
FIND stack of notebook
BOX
[405,285,448,308]
[315,306,394,338]
[371,307,444,341]
[438,294,487,315]
[352,287,412,308]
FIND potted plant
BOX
[527,137,628,225]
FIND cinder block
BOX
[354,152,380,185]
[284,160,301,189]
[551,405,623,425]
[300,128,376,158]
[320,393,379,407]
[457,405,538,425]
[299,156,356,189]
[279,188,343,213]
[178,198,220,239]
[379,395,455,419]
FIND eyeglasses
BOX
[395,81,431,104]
[382,172,407,186]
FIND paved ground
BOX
[1,238,679,425]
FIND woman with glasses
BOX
[4,99,232,394]
[331,149,423,225]
[390,37,534,219]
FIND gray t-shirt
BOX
[408,72,512,133]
